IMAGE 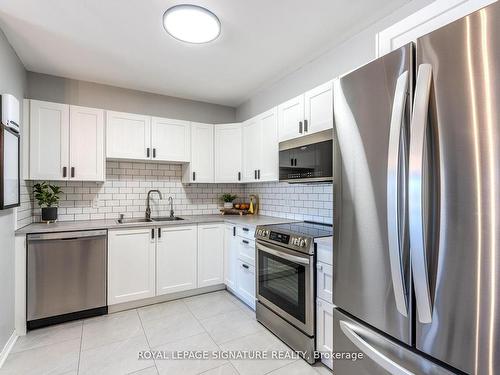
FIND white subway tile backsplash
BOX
[19,162,333,226]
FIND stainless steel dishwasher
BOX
[27,230,107,329]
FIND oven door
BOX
[256,240,314,336]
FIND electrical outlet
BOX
[92,197,99,209]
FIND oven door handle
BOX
[256,242,310,265]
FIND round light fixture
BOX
[163,4,221,44]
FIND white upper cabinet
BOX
[304,81,333,135]
[29,100,70,180]
[151,117,190,162]
[278,95,304,142]
[69,105,105,181]
[242,116,261,182]
[29,100,104,181]
[258,107,279,182]
[242,107,279,183]
[198,223,224,287]
[106,111,151,160]
[278,82,333,142]
[376,0,496,57]
[156,225,197,295]
[215,123,242,183]
[183,122,214,183]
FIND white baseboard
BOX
[0,331,18,369]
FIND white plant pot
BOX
[224,202,233,209]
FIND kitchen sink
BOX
[152,217,184,222]
[116,218,153,224]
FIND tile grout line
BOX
[76,321,84,375]
[136,309,160,375]
[182,293,244,375]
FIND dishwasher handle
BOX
[28,230,107,241]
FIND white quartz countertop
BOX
[15,214,298,235]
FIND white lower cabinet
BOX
[236,260,256,309]
[156,226,197,295]
[317,262,333,304]
[108,228,156,305]
[316,299,334,369]
[224,224,257,309]
[198,224,225,287]
[237,237,255,267]
[224,225,238,290]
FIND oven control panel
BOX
[256,227,309,250]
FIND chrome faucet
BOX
[168,196,174,218]
[146,190,162,220]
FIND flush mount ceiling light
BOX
[163,4,221,44]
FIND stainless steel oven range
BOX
[255,221,333,363]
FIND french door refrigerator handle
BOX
[339,321,414,375]
[387,70,409,317]
[409,63,433,324]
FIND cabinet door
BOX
[236,260,256,309]
[317,262,333,304]
[157,225,197,295]
[151,117,190,162]
[189,122,214,183]
[304,81,333,135]
[257,107,279,182]
[29,100,69,180]
[224,225,238,290]
[278,95,304,142]
[241,117,260,182]
[198,224,224,287]
[317,299,334,369]
[69,105,105,181]
[106,111,151,160]
[108,228,156,305]
[215,123,242,183]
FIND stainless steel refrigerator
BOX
[332,2,500,374]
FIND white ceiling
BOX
[0,0,409,107]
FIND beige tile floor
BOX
[0,291,332,375]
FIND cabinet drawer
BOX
[237,238,255,266]
[236,225,255,240]
[317,262,333,304]
[236,260,256,310]
[316,238,333,265]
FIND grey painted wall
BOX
[0,29,26,352]
[26,72,236,124]
[235,0,435,121]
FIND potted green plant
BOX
[221,193,237,209]
[33,182,62,222]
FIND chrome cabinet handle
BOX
[340,321,414,375]
[304,119,308,132]
[387,70,409,317]
[299,121,303,134]
[62,166,67,178]
[409,64,433,324]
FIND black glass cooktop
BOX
[265,221,333,239]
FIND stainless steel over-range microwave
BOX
[279,129,333,183]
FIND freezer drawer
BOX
[27,230,107,325]
[332,309,454,375]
